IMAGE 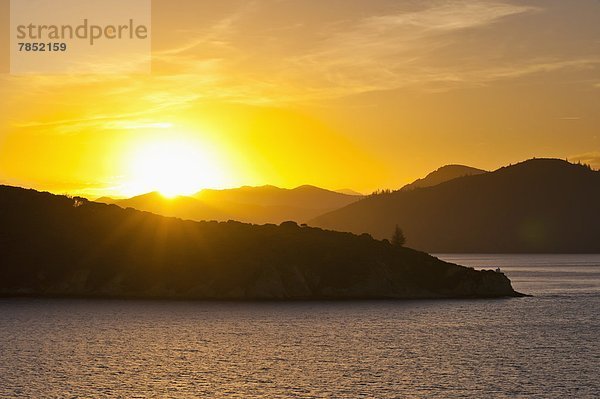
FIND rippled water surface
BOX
[1,254,599,398]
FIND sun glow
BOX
[123,136,228,198]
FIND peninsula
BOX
[0,185,522,300]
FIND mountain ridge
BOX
[401,164,487,191]
[97,184,362,225]
[310,158,600,253]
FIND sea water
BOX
[1,254,598,398]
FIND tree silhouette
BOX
[391,225,406,247]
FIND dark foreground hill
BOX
[0,185,520,299]
[310,159,600,253]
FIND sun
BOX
[123,137,227,198]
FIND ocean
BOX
[1,254,599,398]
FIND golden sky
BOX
[0,0,599,197]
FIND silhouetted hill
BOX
[95,196,118,204]
[110,192,232,222]
[100,185,362,225]
[198,185,361,224]
[401,164,487,191]
[310,159,600,253]
[335,188,364,196]
[0,185,520,299]
[195,184,361,209]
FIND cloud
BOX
[5,0,600,118]
[271,1,536,95]
[350,1,534,34]
[13,110,163,134]
[72,0,543,106]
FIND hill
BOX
[310,159,600,253]
[108,192,232,222]
[196,184,360,208]
[194,185,362,224]
[401,165,487,191]
[98,185,362,225]
[94,196,118,204]
[0,185,520,299]
[335,188,364,196]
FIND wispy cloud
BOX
[13,110,163,134]
[4,0,600,124]
[41,0,542,107]
[270,1,536,96]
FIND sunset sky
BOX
[0,0,599,197]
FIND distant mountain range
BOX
[93,158,599,253]
[0,185,519,299]
[310,159,600,253]
[335,188,364,196]
[100,192,231,221]
[96,185,362,225]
